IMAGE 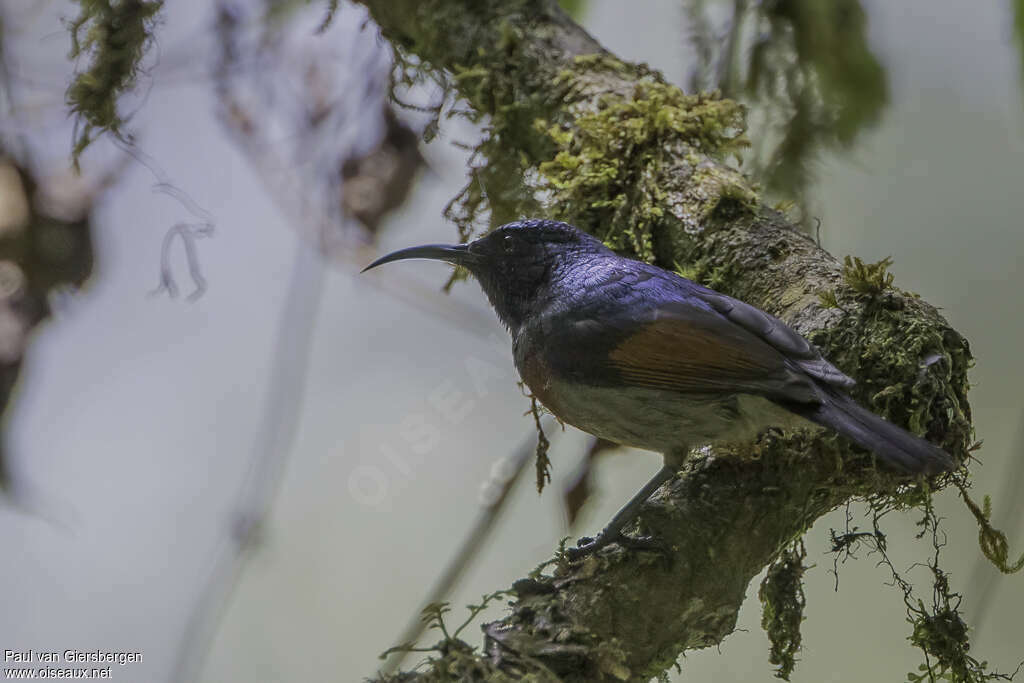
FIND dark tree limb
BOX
[357,1,972,680]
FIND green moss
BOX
[908,605,972,680]
[961,490,1024,575]
[759,542,807,681]
[842,254,895,296]
[672,263,701,281]
[398,5,560,244]
[817,255,898,313]
[536,63,754,261]
[818,289,841,309]
[393,7,757,265]
[830,504,1022,683]
[808,264,971,453]
[65,0,164,164]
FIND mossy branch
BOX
[353,1,991,680]
[65,0,164,164]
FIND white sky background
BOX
[0,1,1021,681]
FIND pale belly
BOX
[532,377,807,455]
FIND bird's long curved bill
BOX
[361,244,478,273]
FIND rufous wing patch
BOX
[608,317,792,395]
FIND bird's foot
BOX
[565,530,664,562]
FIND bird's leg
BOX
[566,450,686,561]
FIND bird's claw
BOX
[564,535,606,561]
[565,531,665,562]
[614,533,663,552]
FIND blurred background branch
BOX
[0,10,100,499]
[0,155,96,498]
[685,0,888,219]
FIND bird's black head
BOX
[362,219,611,331]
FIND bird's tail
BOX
[785,389,955,475]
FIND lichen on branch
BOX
[536,57,754,260]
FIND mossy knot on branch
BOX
[537,61,755,261]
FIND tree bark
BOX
[357,2,972,680]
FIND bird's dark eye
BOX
[503,234,515,252]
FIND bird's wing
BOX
[593,301,821,402]
[691,289,855,390]
[536,291,841,404]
